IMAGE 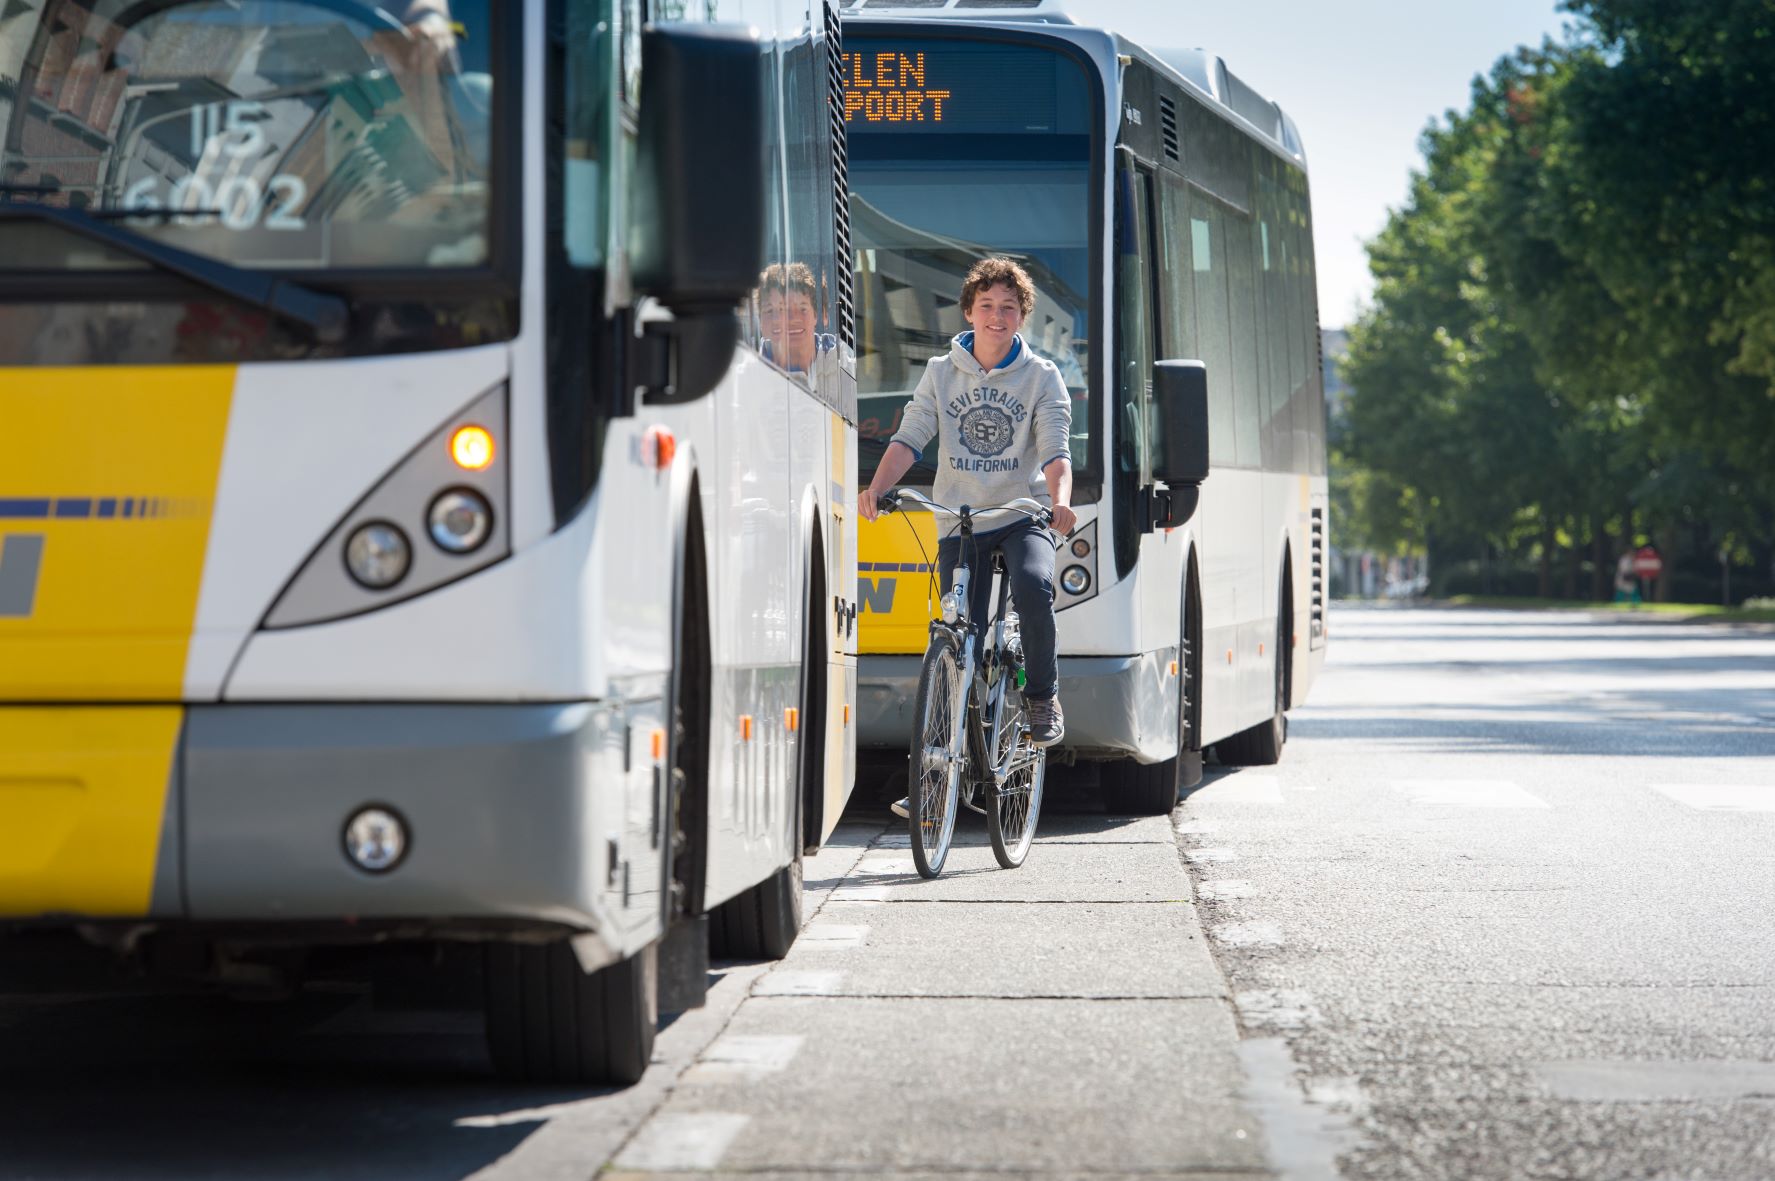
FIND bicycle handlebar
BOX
[878,488,1054,530]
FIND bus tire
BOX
[484,940,658,1085]
[1217,571,1291,767]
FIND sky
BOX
[1083,0,1576,328]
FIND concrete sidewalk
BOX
[604,809,1277,1179]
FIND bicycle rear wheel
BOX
[987,701,1046,869]
[908,636,965,878]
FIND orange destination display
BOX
[841,39,1092,135]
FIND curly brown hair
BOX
[960,256,1035,318]
[758,261,818,301]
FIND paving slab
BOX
[778,901,1225,999]
[833,840,1192,904]
[653,997,1271,1175]
[868,812,1177,848]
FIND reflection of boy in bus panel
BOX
[757,261,836,376]
[858,256,1076,753]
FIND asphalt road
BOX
[2,603,1771,1180]
[1181,605,1775,1181]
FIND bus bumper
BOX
[178,704,653,942]
[858,651,1178,761]
[0,702,661,970]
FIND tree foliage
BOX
[1338,0,1775,600]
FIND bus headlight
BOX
[428,488,493,554]
[262,383,509,630]
[343,806,408,873]
[1061,564,1091,596]
[345,522,412,589]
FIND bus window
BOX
[844,37,1094,481]
[1114,158,1156,486]
[1158,175,1198,363]
[1,0,498,271]
[1226,202,1262,468]
[1190,197,1236,466]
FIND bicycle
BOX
[877,489,1057,877]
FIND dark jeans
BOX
[935,519,1059,700]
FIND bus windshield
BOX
[0,0,495,272]
[845,36,1095,479]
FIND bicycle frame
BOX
[885,490,1049,799]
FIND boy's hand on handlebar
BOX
[1050,504,1078,536]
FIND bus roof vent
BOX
[1159,93,1179,161]
[1152,47,1221,102]
[1224,69,1283,140]
[851,0,1075,20]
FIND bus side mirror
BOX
[632,23,764,310]
[1143,360,1210,530]
[631,23,763,404]
[1153,360,1210,486]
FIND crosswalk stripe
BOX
[1394,779,1550,808]
[1190,774,1284,804]
[1653,784,1775,812]
[613,1114,750,1170]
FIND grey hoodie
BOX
[890,332,1072,531]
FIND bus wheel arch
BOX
[1102,546,1203,815]
[1217,547,1290,767]
[707,509,817,961]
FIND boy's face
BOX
[759,287,818,367]
[964,281,1024,350]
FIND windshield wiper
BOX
[0,200,347,344]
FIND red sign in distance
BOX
[1633,547,1664,579]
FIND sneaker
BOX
[890,796,910,819]
[1027,694,1064,748]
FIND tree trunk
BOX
[1563,519,1580,601]
[1538,524,1554,599]
[1591,520,1607,601]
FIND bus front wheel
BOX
[484,940,658,1085]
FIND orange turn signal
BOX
[785,707,799,732]
[740,715,753,741]
[450,424,495,471]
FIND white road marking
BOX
[1184,846,1239,864]
[1191,775,1284,804]
[1197,879,1259,900]
[1236,989,1322,1031]
[1536,1059,1775,1101]
[1652,783,1775,812]
[1174,819,1220,835]
[683,1034,805,1082]
[856,857,917,876]
[753,970,846,997]
[613,1113,750,1170]
[797,923,868,949]
[1211,921,1284,948]
[1394,779,1550,809]
[827,883,892,905]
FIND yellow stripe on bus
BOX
[0,707,181,917]
[858,510,942,654]
[0,367,234,700]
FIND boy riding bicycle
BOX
[858,257,1076,813]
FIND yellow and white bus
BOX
[844,0,1329,813]
[0,0,856,1084]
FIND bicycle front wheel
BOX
[908,636,965,878]
[987,713,1046,869]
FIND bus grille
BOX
[825,0,857,350]
[1310,507,1326,646]
[1160,95,1179,161]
